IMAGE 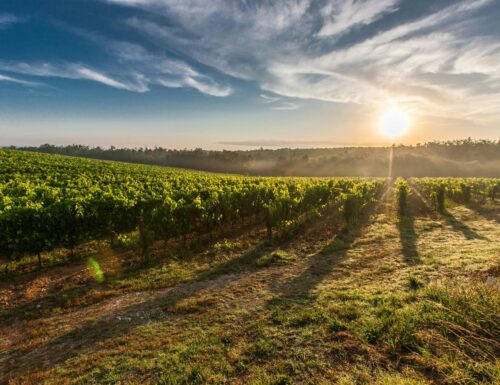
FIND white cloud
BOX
[271,102,301,111]
[0,52,232,96]
[0,61,149,92]
[7,0,499,123]
[0,74,42,87]
[108,0,500,121]
[74,67,148,91]
[453,39,500,77]
[109,0,311,36]
[0,14,22,30]
[108,41,232,96]
[112,0,498,122]
[318,0,399,37]
[258,93,300,111]
[120,0,488,108]
[260,94,280,104]
[45,23,233,97]
[183,76,232,97]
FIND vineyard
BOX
[391,177,499,216]
[0,150,384,272]
[0,150,499,385]
[411,177,498,212]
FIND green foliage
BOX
[329,318,346,332]
[115,233,140,250]
[395,178,409,216]
[0,149,385,264]
[340,180,383,224]
[247,338,280,360]
[289,307,327,327]
[412,177,499,211]
[460,183,472,203]
[435,185,445,212]
[407,275,421,290]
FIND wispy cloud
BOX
[318,0,400,37]
[109,41,232,96]
[3,0,499,127]
[0,61,148,92]
[0,13,23,30]
[20,21,233,97]
[105,0,499,124]
[0,74,42,87]
[259,94,301,111]
[259,94,280,104]
[109,0,312,36]
[0,51,232,96]
[271,102,301,111]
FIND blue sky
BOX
[0,0,499,149]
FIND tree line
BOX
[9,138,500,177]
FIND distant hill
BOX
[13,139,500,177]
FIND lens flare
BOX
[87,257,105,283]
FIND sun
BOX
[378,107,410,138]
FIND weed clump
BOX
[255,249,295,267]
[407,275,421,290]
[329,318,347,332]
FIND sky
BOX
[0,0,499,149]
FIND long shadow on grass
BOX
[0,223,267,326]
[398,215,419,265]
[466,203,500,224]
[266,199,379,303]
[1,241,271,377]
[397,189,425,265]
[0,284,102,326]
[268,229,355,300]
[3,215,329,377]
[441,210,488,241]
[252,201,379,353]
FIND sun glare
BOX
[379,107,410,138]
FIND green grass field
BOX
[1,176,499,384]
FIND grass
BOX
[0,240,105,278]
[408,275,422,290]
[1,189,499,384]
[255,249,296,267]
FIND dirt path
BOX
[0,201,345,375]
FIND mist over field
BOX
[17,139,500,177]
